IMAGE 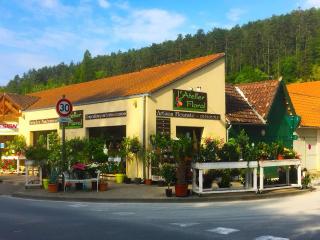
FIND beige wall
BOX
[146,58,226,147]
[18,58,226,178]
[294,127,320,172]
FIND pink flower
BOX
[72,163,86,171]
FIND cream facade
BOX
[18,58,226,178]
[294,128,320,172]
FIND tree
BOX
[234,66,268,83]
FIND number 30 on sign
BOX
[56,98,73,117]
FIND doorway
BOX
[176,126,203,154]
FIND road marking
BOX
[207,227,239,235]
[170,223,200,228]
[68,203,88,208]
[112,212,135,216]
[255,236,289,240]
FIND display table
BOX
[192,159,302,195]
[259,159,302,192]
[192,161,258,195]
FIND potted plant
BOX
[130,137,142,184]
[47,169,59,193]
[25,142,49,189]
[98,178,108,191]
[160,163,176,197]
[171,137,192,197]
[144,150,155,185]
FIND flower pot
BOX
[47,183,58,193]
[277,154,284,160]
[145,179,152,185]
[115,173,125,183]
[165,188,172,197]
[98,182,108,191]
[42,178,49,190]
[175,184,188,197]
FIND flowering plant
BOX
[72,162,86,171]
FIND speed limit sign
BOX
[56,98,73,117]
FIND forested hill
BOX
[6,8,320,94]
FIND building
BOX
[226,79,298,148]
[10,53,226,178]
[288,81,320,172]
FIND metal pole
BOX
[62,122,66,167]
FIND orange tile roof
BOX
[27,53,224,110]
[225,84,264,124]
[288,81,320,127]
[236,80,280,119]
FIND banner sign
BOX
[62,110,83,129]
[173,89,207,112]
[156,110,220,120]
[85,111,127,120]
[30,118,58,125]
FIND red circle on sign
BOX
[56,98,73,117]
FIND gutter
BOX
[24,93,151,113]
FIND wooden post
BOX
[286,167,290,185]
[297,164,302,187]
[253,168,257,191]
[259,166,264,191]
[199,169,203,194]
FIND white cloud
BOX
[112,8,185,43]
[226,8,246,22]
[302,0,320,8]
[98,0,110,9]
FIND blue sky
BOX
[0,0,318,85]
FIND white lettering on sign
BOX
[0,123,18,129]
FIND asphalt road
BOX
[0,189,320,240]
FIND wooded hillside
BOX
[6,8,320,94]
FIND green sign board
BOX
[60,110,83,129]
[173,89,207,112]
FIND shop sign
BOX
[173,89,207,112]
[61,110,83,129]
[85,111,127,120]
[156,117,170,136]
[0,123,18,129]
[156,110,220,120]
[29,118,58,125]
[0,122,19,134]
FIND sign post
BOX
[56,95,73,167]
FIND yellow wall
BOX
[18,58,226,178]
[146,58,226,146]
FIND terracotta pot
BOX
[175,184,188,197]
[277,154,284,160]
[47,183,58,193]
[98,182,108,191]
[165,188,172,197]
[145,179,152,185]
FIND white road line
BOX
[255,236,289,240]
[112,212,135,216]
[68,203,88,208]
[207,227,240,235]
[170,223,200,228]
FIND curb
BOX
[10,188,313,203]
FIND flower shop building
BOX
[288,81,320,173]
[16,53,226,178]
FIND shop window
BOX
[88,125,126,152]
[32,130,57,148]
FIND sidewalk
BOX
[9,181,314,203]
